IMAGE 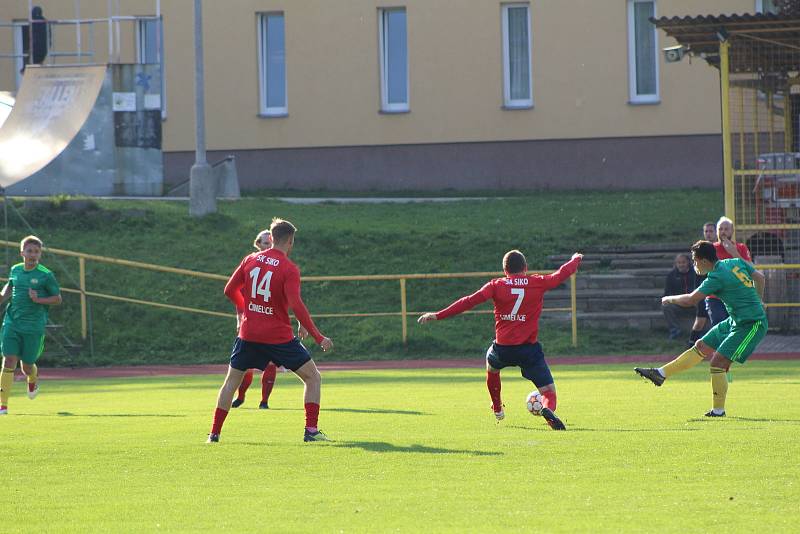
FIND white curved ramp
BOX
[0,92,14,129]
[0,65,105,190]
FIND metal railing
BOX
[0,241,579,347]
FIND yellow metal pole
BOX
[400,278,407,346]
[738,86,745,171]
[79,257,87,340]
[753,87,759,160]
[768,92,774,152]
[786,86,793,153]
[720,40,735,221]
[570,274,577,347]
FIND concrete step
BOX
[547,310,668,330]
[545,288,662,312]
[575,272,664,290]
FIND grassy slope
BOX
[3,362,798,532]
[2,189,722,365]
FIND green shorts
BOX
[1,326,46,364]
[701,317,767,364]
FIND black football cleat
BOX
[704,410,726,417]
[634,367,665,387]
[258,401,269,410]
[231,398,245,408]
[206,433,220,443]
[540,407,566,430]
[303,429,331,442]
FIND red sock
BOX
[237,369,254,400]
[304,402,320,431]
[211,407,228,435]
[261,364,277,403]
[541,390,557,412]
[28,382,36,392]
[487,371,503,412]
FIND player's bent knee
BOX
[710,353,732,370]
[694,341,714,358]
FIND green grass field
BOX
[3,360,798,532]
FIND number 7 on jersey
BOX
[510,288,525,316]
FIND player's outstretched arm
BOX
[662,289,706,308]
[428,283,493,322]
[417,313,438,324]
[541,252,583,289]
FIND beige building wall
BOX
[0,0,771,190]
[1,0,759,152]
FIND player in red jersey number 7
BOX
[418,250,582,430]
[208,219,333,443]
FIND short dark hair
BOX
[503,250,527,274]
[269,218,296,244]
[691,240,718,263]
[703,222,715,228]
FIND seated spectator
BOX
[662,253,698,340]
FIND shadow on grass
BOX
[324,407,428,415]
[507,425,701,433]
[333,440,502,456]
[218,407,428,416]
[687,416,800,424]
[49,411,187,418]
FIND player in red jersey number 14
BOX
[208,219,333,443]
[419,250,582,430]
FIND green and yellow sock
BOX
[0,366,14,406]
[660,346,705,378]
[710,367,729,412]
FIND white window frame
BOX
[756,0,780,14]
[378,7,409,113]
[627,0,660,105]
[257,12,288,117]
[501,3,533,109]
[135,17,167,119]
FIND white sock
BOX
[712,408,725,415]
[656,367,666,377]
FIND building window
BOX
[627,0,659,104]
[136,18,166,118]
[137,19,160,64]
[501,3,532,109]
[258,12,287,116]
[379,7,408,113]
[756,0,780,14]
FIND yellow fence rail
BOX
[0,241,579,347]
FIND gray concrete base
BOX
[164,134,723,191]
[189,163,216,216]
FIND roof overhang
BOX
[652,13,800,74]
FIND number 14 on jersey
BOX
[249,267,273,302]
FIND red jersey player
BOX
[231,229,308,410]
[418,250,582,430]
[208,218,333,443]
[706,216,753,326]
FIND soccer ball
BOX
[526,391,544,415]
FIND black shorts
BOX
[486,341,554,388]
[229,337,312,372]
[696,299,709,319]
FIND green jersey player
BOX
[635,240,767,417]
[0,236,62,414]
